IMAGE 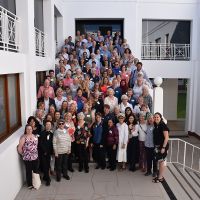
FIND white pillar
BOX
[153,77,163,115]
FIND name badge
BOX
[47,135,50,140]
[87,115,90,117]
[109,130,112,134]
[97,101,100,104]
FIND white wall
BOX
[0,1,62,200]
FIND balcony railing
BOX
[0,6,21,52]
[141,43,190,60]
[167,138,200,173]
[35,27,46,57]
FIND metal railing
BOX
[141,43,190,60]
[35,27,46,57]
[0,6,21,52]
[167,138,200,173]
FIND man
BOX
[39,121,53,186]
[130,62,152,88]
[37,89,56,115]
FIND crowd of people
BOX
[17,30,169,188]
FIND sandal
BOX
[152,177,164,183]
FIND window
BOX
[0,74,21,143]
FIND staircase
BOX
[163,138,200,200]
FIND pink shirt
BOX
[63,78,73,87]
[37,86,55,99]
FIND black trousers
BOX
[77,144,89,170]
[24,159,39,187]
[127,136,139,170]
[41,154,51,181]
[145,147,157,173]
[106,145,117,169]
[92,144,106,168]
[68,142,75,170]
[55,154,68,179]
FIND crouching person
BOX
[53,119,71,182]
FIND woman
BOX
[83,103,95,128]
[125,107,134,123]
[64,112,76,172]
[90,112,106,169]
[54,88,67,112]
[105,119,119,171]
[60,101,68,118]
[152,112,169,183]
[138,111,147,172]
[18,125,39,189]
[104,88,118,113]
[116,113,129,170]
[120,95,133,114]
[120,65,129,84]
[74,88,87,113]
[145,113,157,177]
[127,114,139,171]
[53,119,71,182]
[142,86,153,113]
[27,116,41,136]
[120,79,128,95]
[74,112,90,173]
[100,77,110,97]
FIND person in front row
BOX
[39,120,53,186]
[106,119,119,171]
[74,112,91,173]
[18,125,39,189]
[116,113,129,170]
[53,119,71,182]
[90,112,106,170]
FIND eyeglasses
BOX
[59,123,64,125]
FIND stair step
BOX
[165,164,191,200]
[167,163,200,200]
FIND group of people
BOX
[17,30,169,189]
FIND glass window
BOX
[0,76,7,134]
[8,75,17,127]
[0,74,21,143]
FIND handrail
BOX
[167,138,200,173]
[0,5,21,52]
[35,27,46,57]
[141,43,190,60]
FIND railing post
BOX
[183,142,186,171]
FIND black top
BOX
[153,121,169,147]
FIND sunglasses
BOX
[59,123,64,125]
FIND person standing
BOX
[90,112,106,169]
[53,119,71,182]
[39,121,53,186]
[152,112,169,183]
[116,113,129,170]
[18,125,39,189]
[105,119,119,171]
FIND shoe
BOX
[95,165,100,169]
[101,166,106,170]
[144,172,152,176]
[152,172,157,177]
[63,175,70,180]
[79,168,83,172]
[152,177,164,183]
[107,165,111,169]
[68,168,74,172]
[85,169,89,173]
[46,181,50,186]
[56,176,61,182]
[28,186,33,189]
[110,167,116,171]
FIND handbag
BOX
[32,171,41,190]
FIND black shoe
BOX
[152,172,157,177]
[107,165,111,169]
[63,175,70,180]
[79,168,83,172]
[68,168,74,172]
[85,169,89,173]
[145,172,152,176]
[110,167,116,171]
[56,176,61,182]
[46,181,50,186]
[101,166,106,170]
[95,165,100,169]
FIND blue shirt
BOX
[93,123,103,144]
[145,125,154,148]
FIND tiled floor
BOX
[15,165,169,200]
